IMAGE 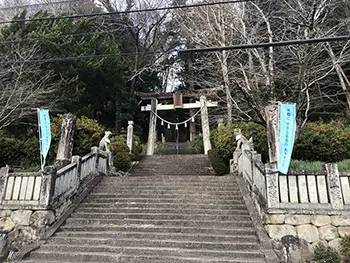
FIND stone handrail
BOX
[0,146,110,210]
[233,149,347,213]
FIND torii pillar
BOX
[200,96,212,154]
[147,99,158,155]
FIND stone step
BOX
[69,212,252,221]
[24,251,266,263]
[60,224,257,236]
[75,207,249,215]
[90,189,241,194]
[54,231,259,243]
[81,198,245,205]
[97,180,235,186]
[65,218,254,228]
[91,185,239,191]
[30,245,265,260]
[86,193,244,200]
[45,236,260,251]
[78,202,247,210]
[100,176,231,181]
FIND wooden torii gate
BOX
[140,92,218,155]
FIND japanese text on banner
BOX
[38,109,51,170]
[278,104,296,174]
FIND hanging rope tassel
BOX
[184,122,187,128]
[191,117,195,122]
[167,124,170,129]
[161,120,164,126]
[176,124,179,130]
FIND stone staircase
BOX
[20,155,269,262]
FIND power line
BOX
[0,0,253,25]
[1,36,349,66]
[179,36,350,53]
[0,49,175,65]
[0,0,90,11]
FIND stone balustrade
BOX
[232,147,350,258]
[0,146,110,255]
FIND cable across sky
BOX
[0,0,253,24]
[1,36,349,65]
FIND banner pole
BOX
[37,109,43,172]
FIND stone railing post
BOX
[0,166,9,202]
[91,147,99,172]
[230,150,242,174]
[325,163,344,210]
[265,162,280,209]
[40,166,57,207]
[127,121,134,153]
[72,155,82,183]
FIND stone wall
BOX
[264,212,350,261]
[0,208,56,251]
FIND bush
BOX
[21,137,41,167]
[109,141,132,172]
[340,235,350,262]
[210,122,268,164]
[208,148,229,176]
[189,134,204,154]
[51,115,105,158]
[314,243,341,263]
[289,160,324,171]
[293,120,350,162]
[0,115,105,169]
[111,134,143,161]
[0,136,23,167]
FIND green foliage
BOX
[51,115,104,158]
[289,160,324,171]
[340,235,350,262]
[338,160,350,172]
[293,121,350,162]
[189,134,204,154]
[210,122,268,163]
[109,141,132,172]
[0,136,23,167]
[208,149,229,176]
[111,134,143,161]
[75,116,105,156]
[314,243,341,263]
[0,115,104,169]
[21,137,41,167]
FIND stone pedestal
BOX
[127,121,134,153]
[200,96,212,155]
[265,162,279,209]
[325,163,344,210]
[55,113,77,168]
[147,99,158,156]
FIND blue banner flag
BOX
[38,109,51,170]
[278,104,296,174]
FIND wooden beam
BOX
[141,101,218,111]
[135,88,220,100]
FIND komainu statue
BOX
[234,128,254,150]
[99,131,112,152]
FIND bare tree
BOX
[96,0,174,90]
[175,0,350,130]
[0,44,55,129]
